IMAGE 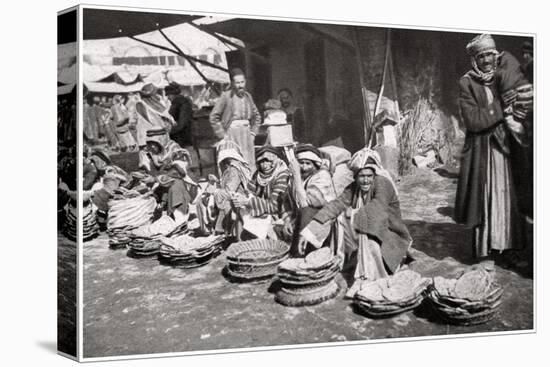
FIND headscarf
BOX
[295,144,323,169]
[165,82,182,96]
[255,146,288,187]
[466,34,499,85]
[217,144,252,189]
[139,83,168,114]
[103,165,130,185]
[348,147,398,195]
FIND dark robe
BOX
[169,95,194,147]
[311,176,411,273]
[454,75,506,227]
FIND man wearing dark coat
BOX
[166,83,194,147]
[454,34,525,258]
[209,68,261,169]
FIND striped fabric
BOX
[248,170,290,217]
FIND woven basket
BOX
[275,280,340,307]
[226,239,290,264]
[227,254,289,281]
[225,266,277,283]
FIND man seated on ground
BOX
[213,141,253,238]
[157,160,199,225]
[298,148,412,295]
[230,146,291,239]
[282,144,337,255]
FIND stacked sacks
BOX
[427,265,503,326]
[159,233,225,268]
[353,270,430,318]
[275,248,341,306]
[126,215,187,258]
[225,239,290,282]
[107,189,156,249]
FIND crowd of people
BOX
[58,32,534,298]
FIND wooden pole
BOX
[369,28,392,148]
[351,27,373,147]
[388,47,400,121]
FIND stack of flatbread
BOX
[158,234,225,269]
[275,247,341,307]
[353,270,430,318]
[63,204,98,242]
[427,265,502,326]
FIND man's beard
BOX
[236,88,245,97]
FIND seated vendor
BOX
[282,144,337,255]
[213,142,252,238]
[232,146,290,217]
[230,145,291,239]
[298,148,412,291]
[157,161,199,224]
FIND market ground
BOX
[59,167,533,358]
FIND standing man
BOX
[166,82,194,148]
[210,68,261,169]
[277,88,305,142]
[454,34,524,260]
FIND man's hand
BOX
[230,193,249,208]
[297,236,308,256]
[505,115,525,135]
[282,217,294,239]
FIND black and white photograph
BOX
[62,4,536,360]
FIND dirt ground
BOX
[76,167,533,358]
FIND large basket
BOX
[225,239,290,281]
[275,279,340,307]
[226,239,290,264]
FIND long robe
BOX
[209,90,261,169]
[454,74,523,256]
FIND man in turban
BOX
[455,34,526,260]
[282,144,337,255]
[298,148,411,294]
[209,68,261,169]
